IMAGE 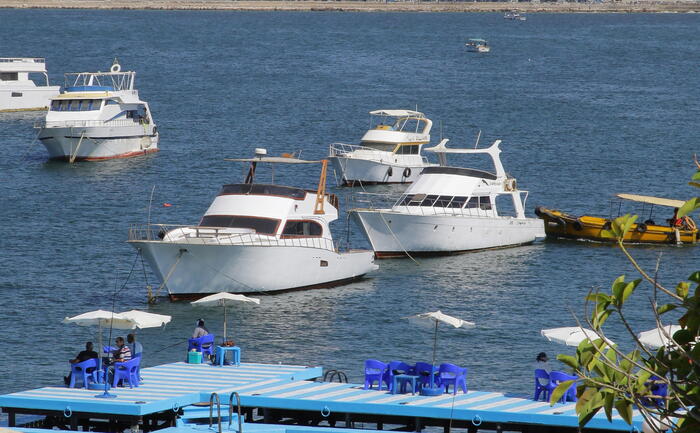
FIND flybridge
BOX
[64,70,135,92]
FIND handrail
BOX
[329,142,431,165]
[0,57,45,63]
[128,224,337,252]
[37,119,148,129]
[209,392,222,433]
[229,392,243,432]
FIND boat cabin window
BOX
[50,99,102,111]
[281,220,323,237]
[0,72,18,81]
[434,196,453,207]
[361,142,396,152]
[395,144,419,155]
[407,194,426,206]
[449,196,468,208]
[394,117,425,133]
[421,195,438,206]
[466,196,492,210]
[199,215,280,235]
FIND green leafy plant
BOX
[552,169,700,432]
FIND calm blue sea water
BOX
[0,10,699,402]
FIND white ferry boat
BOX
[128,149,378,300]
[37,61,158,162]
[0,58,60,112]
[349,139,545,257]
[328,109,436,185]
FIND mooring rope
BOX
[378,211,419,265]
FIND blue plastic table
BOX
[215,346,241,366]
[392,374,419,395]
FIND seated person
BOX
[107,336,132,384]
[193,319,210,343]
[64,341,98,385]
[127,333,143,358]
[534,352,551,386]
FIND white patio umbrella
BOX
[407,310,475,368]
[541,326,614,347]
[191,292,260,342]
[637,325,681,349]
[118,310,172,329]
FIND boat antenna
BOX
[474,130,481,149]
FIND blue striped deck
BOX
[0,362,321,417]
[230,380,644,432]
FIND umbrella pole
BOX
[223,305,227,343]
[431,320,438,388]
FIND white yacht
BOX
[466,39,491,53]
[0,58,60,112]
[37,61,158,162]
[328,109,436,185]
[128,149,378,300]
[349,139,545,257]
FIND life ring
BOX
[402,167,411,178]
[636,223,647,233]
[571,220,583,231]
[387,166,393,177]
[110,63,121,73]
[602,221,612,230]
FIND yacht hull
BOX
[329,156,428,185]
[0,87,60,112]
[351,210,545,257]
[130,240,378,299]
[38,125,158,161]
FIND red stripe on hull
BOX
[50,148,159,162]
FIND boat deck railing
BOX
[128,224,338,251]
[0,57,45,63]
[35,119,146,129]
[329,142,431,165]
[348,192,502,219]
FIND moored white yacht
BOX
[349,139,545,257]
[328,109,436,185]
[0,58,60,112]
[128,149,378,300]
[37,61,158,162]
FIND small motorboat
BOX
[466,39,490,53]
[535,194,698,244]
[504,10,526,21]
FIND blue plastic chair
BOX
[363,359,388,390]
[188,334,215,359]
[549,371,578,403]
[68,358,99,389]
[438,363,468,394]
[414,362,439,391]
[642,375,667,408]
[533,369,556,401]
[386,361,415,393]
[112,357,140,388]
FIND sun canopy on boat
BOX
[224,156,322,164]
[617,194,686,208]
[369,109,424,118]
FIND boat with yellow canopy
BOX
[535,194,698,244]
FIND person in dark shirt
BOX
[64,342,98,385]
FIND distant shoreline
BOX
[1,0,699,13]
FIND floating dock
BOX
[0,361,643,433]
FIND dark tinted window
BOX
[421,195,438,206]
[199,215,280,235]
[407,194,426,206]
[466,197,479,208]
[449,196,468,208]
[434,196,453,207]
[219,184,306,200]
[0,72,18,81]
[282,220,322,237]
[397,195,413,206]
[396,145,419,155]
[480,196,492,210]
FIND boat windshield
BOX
[218,184,307,200]
[371,116,428,134]
[199,215,280,235]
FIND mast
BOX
[314,160,328,215]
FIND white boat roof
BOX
[616,194,686,208]
[224,156,322,164]
[0,57,48,73]
[369,109,424,118]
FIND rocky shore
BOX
[0,0,699,12]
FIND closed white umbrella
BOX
[541,326,614,347]
[407,310,475,393]
[118,310,172,329]
[637,325,681,349]
[191,292,260,342]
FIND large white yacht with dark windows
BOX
[128,149,378,300]
[37,60,158,162]
[0,58,59,112]
[349,139,545,257]
[328,109,437,185]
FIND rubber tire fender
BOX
[636,223,647,233]
[387,166,393,177]
[402,167,411,178]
